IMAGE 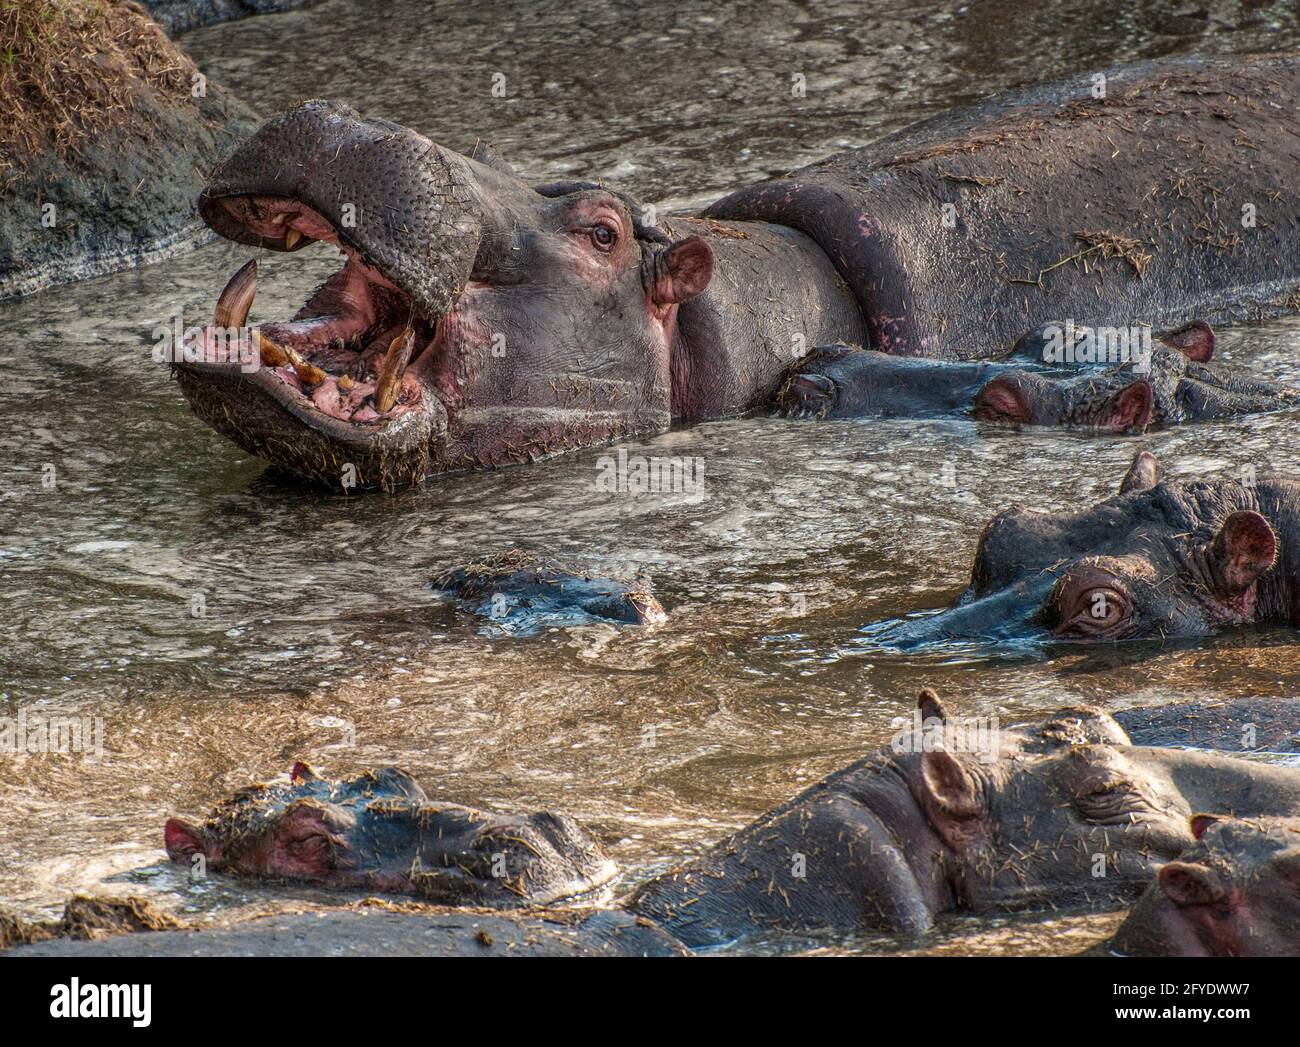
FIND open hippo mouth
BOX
[180,231,448,488]
[175,99,712,491]
[172,100,491,489]
[173,100,493,490]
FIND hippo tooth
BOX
[295,359,328,387]
[252,330,290,368]
[213,259,257,329]
[253,330,326,386]
[284,228,302,249]
[375,327,415,413]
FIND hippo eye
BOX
[1075,775,1152,824]
[590,223,617,251]
[1055,585,1132,638]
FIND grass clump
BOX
[0,0,197,186]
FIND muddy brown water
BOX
[2,0,1299,955]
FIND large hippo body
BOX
[177,55,1300,488]
[708,53,1300,359]
[625,693,1300,947]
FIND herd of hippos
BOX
[14,51,1300,957]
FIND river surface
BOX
[2,0,1299,955]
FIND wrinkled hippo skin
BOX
[432,550,666,633]
[8,907,687,958]
[0,2,257,302]
[780,320,1298,429]
[875,451,1300,647]
[1097,816,1300,957]
[163,764,616,906]
[0,896,180,951]
[141,0,317,36]
[625,691,1300,947]
[176,55,1300,489]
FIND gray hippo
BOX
[162,763,616,907]
[431,549,665,633]
[873,451,1298,646]
[1098,815,1300,957]
[779,320,1299,429]
[156,692,1300,951]
[624,692,1300,946]
[173,54,1300,489]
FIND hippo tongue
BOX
[198,99,484,320]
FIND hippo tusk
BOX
[284,228,302,249]
[213,259,257,330]
[375,326,415,413]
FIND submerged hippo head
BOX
[974,320,1297,428]
[779,320,1297,428]
[875,451,1299,647]
[163,764,616,905]
[433,549,666,634]
[1104,815,1300,956]
[175,100,716,489]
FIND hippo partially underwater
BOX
[162,763,616,907]
[780,320,1299,429]
[874,452,1300,647]
[10,692,1290,957]
[174,54,1300,489]
[1098,815,1300,957]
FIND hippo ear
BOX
[1158,861,1228,908]
[1101,379,1154,433]
[917,688,949,723]
[291,761,322,783]
[1189,813,1223,840]
[650,237,714,306]
[1163,320,1215,363]
[918,750,982,822]
[1118,450,1161,495]
[1210,510,1277,595]
[164,818,208,861]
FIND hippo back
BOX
[707,54,1300,359]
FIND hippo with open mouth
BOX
[175,54,1300,489]
[873,451,1298,647]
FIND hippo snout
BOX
[199,98,485,321]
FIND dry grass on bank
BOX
[0,0,197,185]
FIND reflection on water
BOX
[1,0,1299,955]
